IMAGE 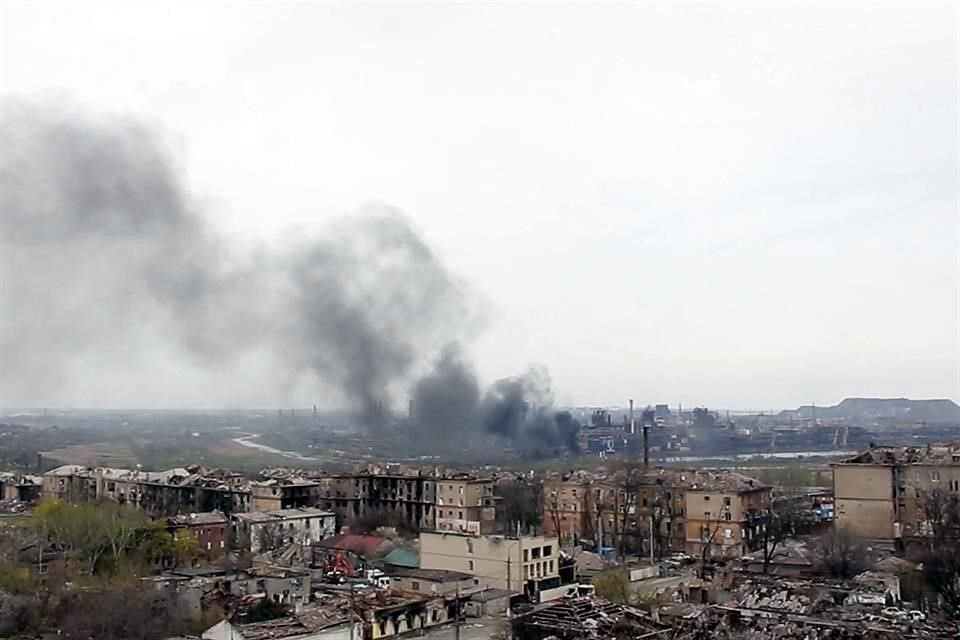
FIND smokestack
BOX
[629,399,635,435]
[408,398,415,421]
[643,422,649,467]
[643,405,650,467]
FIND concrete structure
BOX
[385,568,475,596]
[435,475,496,535]
[317,470,437,530]
[0,472,42,503]
[233,508,337,553]
[167,511,229,560]
[544,468,770,558]
[251,477,322,511]
[203,618,356,640]
[42,464,251,516]
[419,530,559,595]
[833,441,960,541]
[684,474,770,558]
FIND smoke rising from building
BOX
[413,353,581,456]
[0,101,580,451]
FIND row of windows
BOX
[524,559,554,579]
[522,545,552,562]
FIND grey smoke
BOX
[410,344,481,441]
[413,353,581,456]
[1,100,580,451]
[0,102,469,418]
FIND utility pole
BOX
[349,582,355,640]
[649,513,655,564]
[455,585,461,640]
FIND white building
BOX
[233,507,336,553]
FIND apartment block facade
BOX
[543,468,770,558]
[435,475,496,535]
[42,465,251,516]
[833,442,960,542]
[419,530,558,594]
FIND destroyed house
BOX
[511,597,669,640]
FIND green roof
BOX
[383,548,419,568]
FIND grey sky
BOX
[1,1,957,410]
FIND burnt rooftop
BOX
[513,596,668,639]
[839,441,960,466]
[546,467,769,493]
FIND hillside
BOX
[782,398,960,423]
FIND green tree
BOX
[140,523,200,568]
[32,500,150,575]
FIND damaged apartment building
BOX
[543,468,771,558]
[260,464,497,533]
[42,464,251,516]
[833,440,960,546]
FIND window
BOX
[950,479,960,492]
[531,547,541,559]
[523,549,529,562]
[459,511,463,519]
[412,581,420,591]
[466,539,474,554]
[724,497,731,507]
[703,495,711,502]
[704,511,710,519]
[467,559,475,571]
[543,545,552,557]
[931,471,941,482]
[724,529,732,539]
[724,512,732,521]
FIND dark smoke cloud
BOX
[411,344,481,440]
[412,354,581,456]
[0,101,469,418]
[1,100,579,453]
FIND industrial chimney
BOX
[629,399,635,435]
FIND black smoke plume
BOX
[0,101,469,419]
[413,353,581,456]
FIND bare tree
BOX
[759,494,803,574]
[920,488,960,545]
[698,518,723,579]
[815,526,868,579]
[919,489,960,614]
[545,486,564,545]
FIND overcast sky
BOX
[1,2,958,410]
